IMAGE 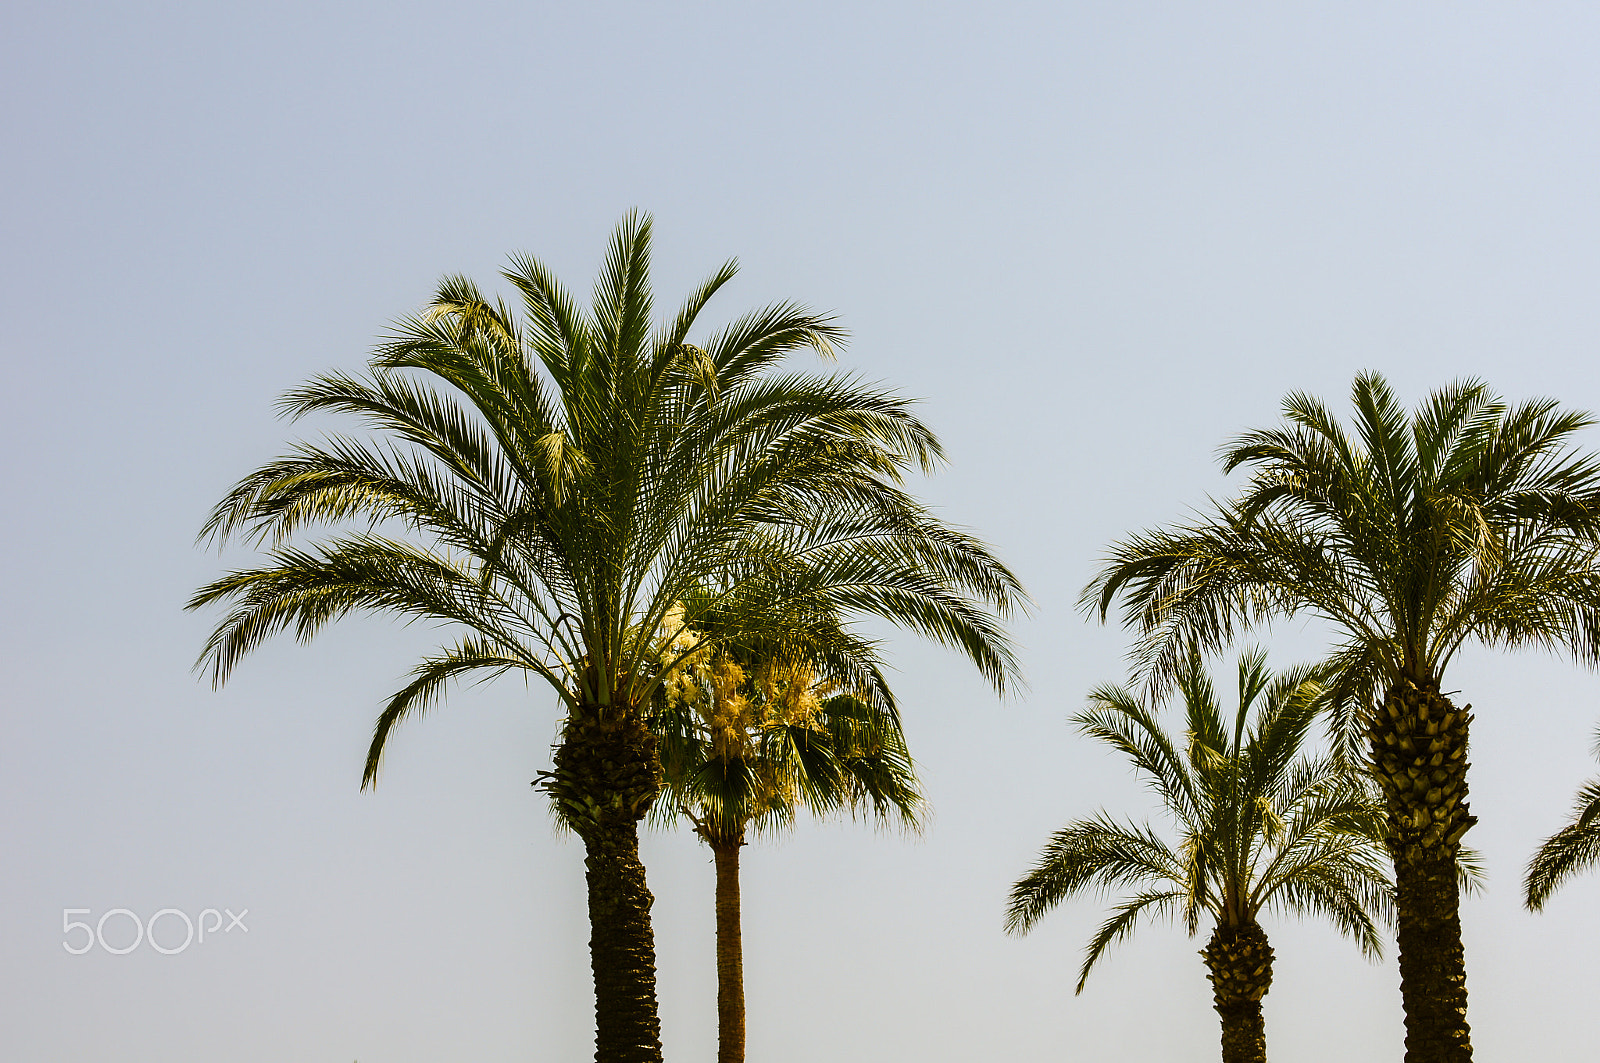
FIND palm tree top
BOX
[1083,371,1600,708]
[651,595,922,841]
[190,212,1025,788]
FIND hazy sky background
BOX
[6,2,1600,1060]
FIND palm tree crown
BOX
[1086,373,1600,742]
[652,597,922,846]
[1007,652,1388,979]
[197,216,1022,733]
[1008,652,1390,1063]
[189,213,1024,1063]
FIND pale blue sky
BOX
[5,2,1600,1060]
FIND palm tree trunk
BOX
[1201,920,1273,1063]
[1369,675,1476,1063]
[711,836,747,1063]
[549,708,666,1063]
[582,818,662,1063]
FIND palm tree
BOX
[651,600,922,1063]
[1526,725,1600,910]
[1084,372,1600,1063]
[1006,652,1391,1063]
[189,213,1025,1063]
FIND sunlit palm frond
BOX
[363,635,534,788]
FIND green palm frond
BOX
[1263,865,1386,957]
[1526,732,1600,910]
[1006,818,1186,935]
[190,537,550,690]
[1073,890,1183,995]
[363,636,534,788]
[1075,688,1203,828]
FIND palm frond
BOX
[363,636,532,788]
[1069,890,1183,994]
[1526,772,1600,910]
[1006,817,1185,934]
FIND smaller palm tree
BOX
[652,601,921,1063]
[1007,651,1391,1063]
[1525,725,1600,910]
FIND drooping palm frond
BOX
[1072,889,1184,995]
[1006,817,1187,936]
[363,635,533,787]
[1526,728,1600,910]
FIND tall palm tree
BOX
[1084,372,1600,1063]
[651,600,922,1063]
[189,213,1025,1063]
[1007,652,1390,1063]
[1525,725,1600,910]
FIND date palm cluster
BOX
[192,218,1600,1063]
[1368,677,1475,857]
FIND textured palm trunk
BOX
[711,835,747,1063]
[1368,675,1476,1063]
[548,708,665,1063]
[1201,920,1273,1063]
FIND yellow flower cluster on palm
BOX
[657,608,845,817]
